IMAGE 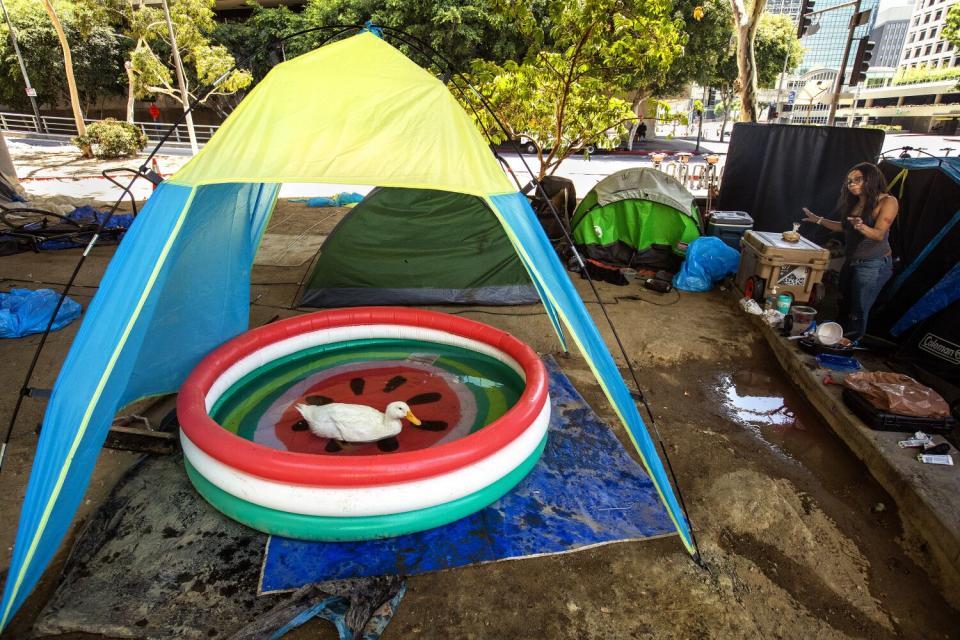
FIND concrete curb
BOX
[751,313,960,608]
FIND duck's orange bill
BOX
[405,410,421,426]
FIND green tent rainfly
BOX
[300,187,539,306]
[571,168,702,268]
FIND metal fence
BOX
[0,111,219,145]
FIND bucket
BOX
[789,305,817,336]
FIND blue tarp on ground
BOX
[0,289,82,338]
[260,356,676,592]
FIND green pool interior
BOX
[209,338,527,442]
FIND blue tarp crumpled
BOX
[673,236,740,292]
[36,206,134,250]
[0,288,82,338]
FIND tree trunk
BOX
[125,61,135,123]
[42,0,90,157]
[729,0,767,123]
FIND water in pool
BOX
[209,338,526,456]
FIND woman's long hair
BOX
[837,162,888,219]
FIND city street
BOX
[7,130,960,206]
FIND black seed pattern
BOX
[349,378,366,396]
[324,440,343,453]
[383,375,408,392]
[291,420,310,432]
[377,436,400,452]
[407,392,442,405]
[305,395,333,405]
[417,420,448,432]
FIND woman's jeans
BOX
[839,255,894,340]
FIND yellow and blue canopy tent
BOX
[1,30,696,629]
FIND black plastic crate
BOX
[842,388,957,434]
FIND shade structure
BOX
[0,31,696,630]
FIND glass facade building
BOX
[768,0,881,74]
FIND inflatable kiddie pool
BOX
[177,308,550,540]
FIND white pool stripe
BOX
[204,324,525,413]
[181,398,550,516]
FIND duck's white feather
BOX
[296,403,402,442]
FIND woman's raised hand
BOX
[801,207,820,224]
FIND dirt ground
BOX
[1,199,958,639]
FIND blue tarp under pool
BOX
[260,356,676,592]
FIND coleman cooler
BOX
[735,230,830,304]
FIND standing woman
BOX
[801,162,899,341]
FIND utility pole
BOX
[780,0,822,124]
[0,0,45,132]
[159,0,198,154]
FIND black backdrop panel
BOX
[717,124,885,238]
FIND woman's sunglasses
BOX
[846,177,864,186]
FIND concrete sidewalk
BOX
[754,315,960,608]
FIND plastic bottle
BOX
[764,285,779,312]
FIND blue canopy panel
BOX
[0,181,279,629]
[487,192,695,556]
[891,263,960,337]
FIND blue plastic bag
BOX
[0,288,82,338]
[672,236,740,292]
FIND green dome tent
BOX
[571,168,702,269]
[299,187,538,306]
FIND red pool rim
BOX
[177,307,549,487]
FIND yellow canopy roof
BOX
[170,32,514,196]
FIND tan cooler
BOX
[735,231,830,304]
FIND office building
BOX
[869,5,913,68]
[767,0,881,73]
[898,0,960,72]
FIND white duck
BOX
[295,401,421,443]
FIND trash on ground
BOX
[917,453,954,466]
[815,353,862,372]
[899,432,935,448]
[739,297,763,315]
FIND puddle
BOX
[713,369,886,499]
[717,371,808,461]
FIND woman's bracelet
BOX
[817,216,823,225]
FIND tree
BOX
[213,4,308,83]
[300,0,537,72]
[0,0,124,113]
[943,4,960,88]
[42,0,87,145]
[753,13,804,88]
[683,10,800,138]
[659,0,734,95]
[728,0,767,122]
[459,0,682,178]
[116,0,252,120]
